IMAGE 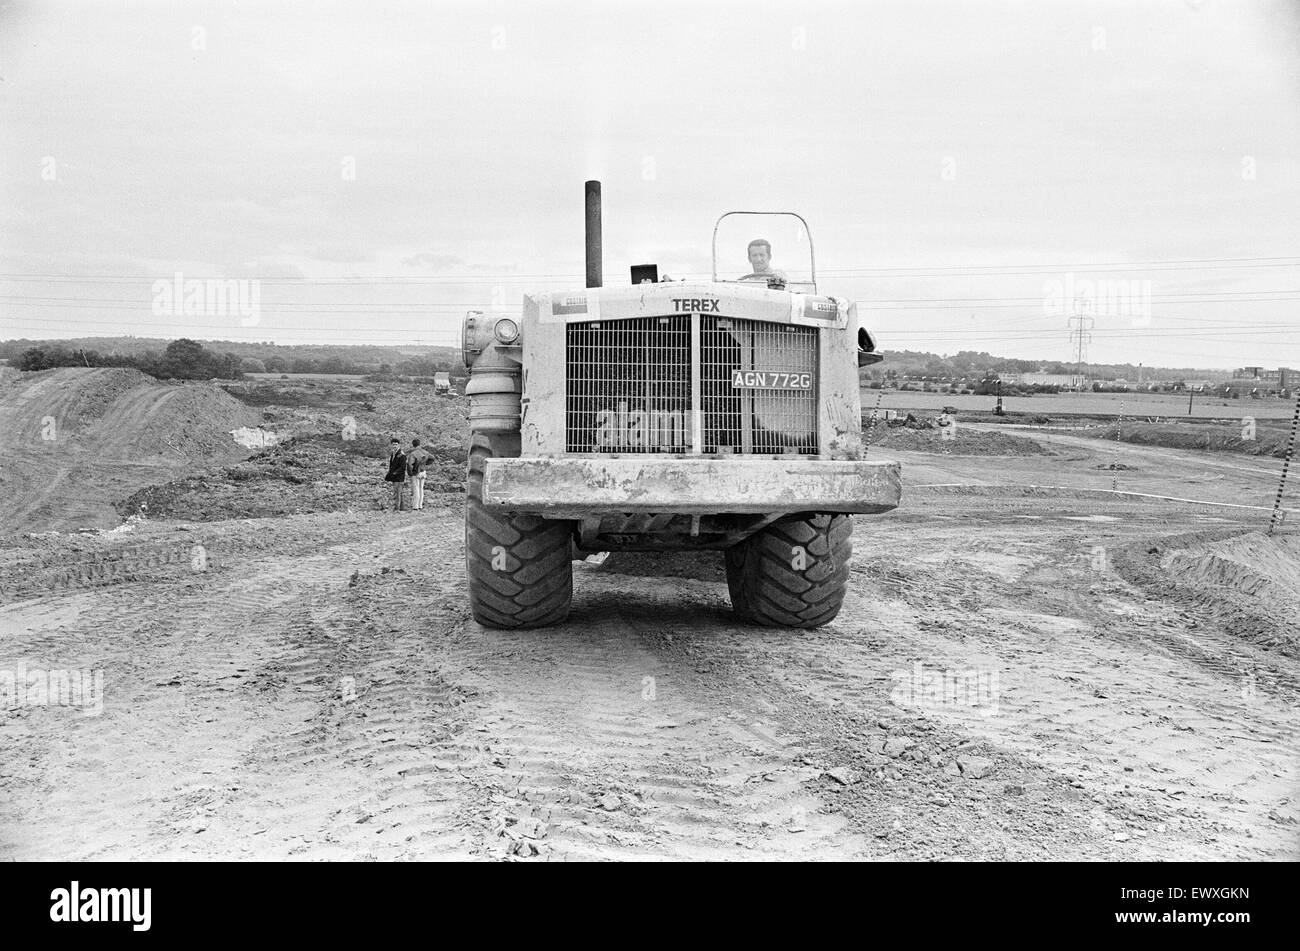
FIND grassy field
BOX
[861,387,1298,420]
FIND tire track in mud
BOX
[437,579,874,860]
[128,517,483,860]
[1,538,224,604]
[615,583,1110,861]
[6,501,1298,860]
[858,518,1299,707]
[232,565,482,860]
[0,535,352,858]
[1104,529,1300,705]
[817,519,1300,859]
[1,517,455,859]
[1093,597,1300,710]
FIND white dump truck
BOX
[461,182,900,629]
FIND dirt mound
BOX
[103,379,470,525]
[222,380,377,410]
[866,424,1051,456]
[1113,529,1300,658]
[0,367,259,460]
[1162,532,1300,613]
[118,432,466,521]
[127,384,263,460]
[223,379,470,453]
[55,367,154,425]
[0,368,263,535]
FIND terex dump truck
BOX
[461,182,901,629]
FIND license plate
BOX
[730,370,813,390]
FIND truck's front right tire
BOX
[725,513,852,628]
[465,432,573,629]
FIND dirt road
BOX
[3,484,1297,860]
[902,423,1293,514]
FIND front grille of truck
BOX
[566,315,692,454]
[700,317,818,454]
[565,315,818,455]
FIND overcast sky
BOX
[1,0,1298,368]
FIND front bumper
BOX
[481,456,902,516]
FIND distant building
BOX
[1229,366,1293,396]
[1011,372,1084,387]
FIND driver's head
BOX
[747,239,772,273]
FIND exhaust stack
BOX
[585,180,602,288]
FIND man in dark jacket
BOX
[385,437,408,510]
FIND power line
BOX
[0,273,583,285]
[861,297,1300,310]
[3,255,1299,285]
[0,317,461,338]
[4,310,1294,341]
[860,289,1300,303]
[0,297,495,309]
[7,293,1300,312]
[818,257,1300,276]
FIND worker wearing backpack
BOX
[406,437,432,510]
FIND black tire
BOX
[465,432,573,629]
[725,514,852,628]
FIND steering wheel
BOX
[737,273,786,286]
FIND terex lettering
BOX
[670,298,720,312]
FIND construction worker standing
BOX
[406,437,432,510]
[384,437,408,510]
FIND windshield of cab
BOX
[712,212,815,292]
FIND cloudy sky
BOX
[1,0,1297,368]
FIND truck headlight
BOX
[494,317,520,344]
[463,311,522,367]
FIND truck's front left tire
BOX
[465,432,573,629]
[725,513,852,628]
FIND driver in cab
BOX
[738,238,788,285]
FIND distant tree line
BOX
[364,356,459,380]
[11,340,467,381]
[864,375,1063,397]
[859,350,1225,385]
[17,338,244,380]
[0,336,463,373]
